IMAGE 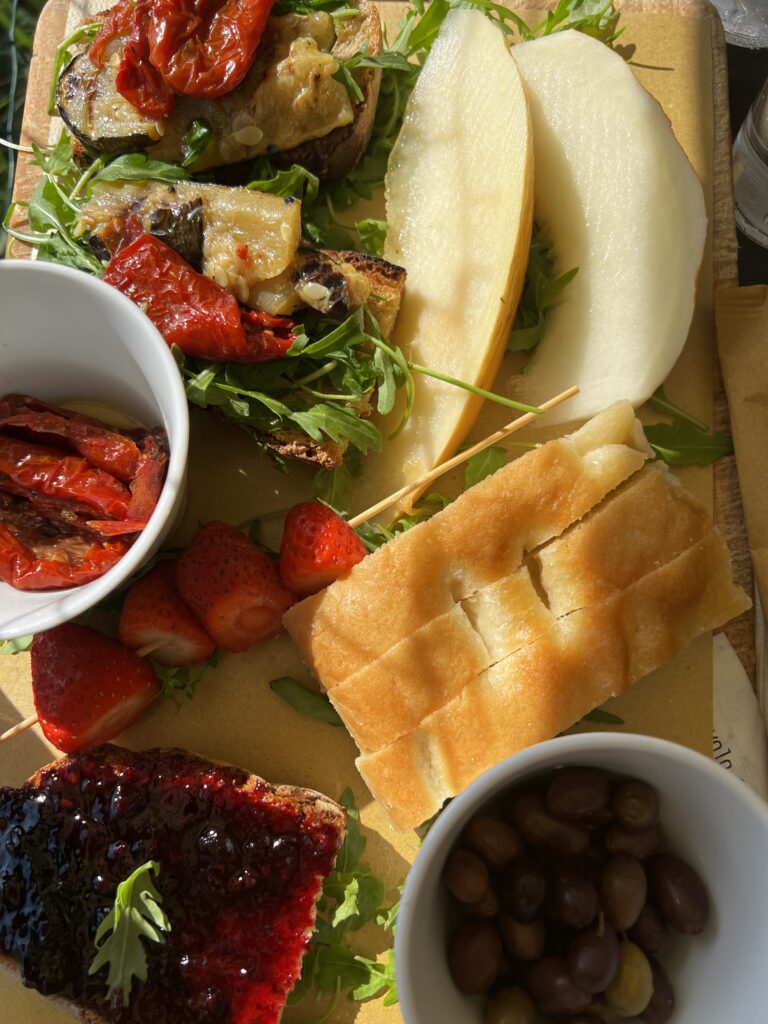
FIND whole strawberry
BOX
[119,559,215,666]
[31,623,160,753]
[279,502,367,596]
[176,520,295,652]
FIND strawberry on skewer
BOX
[279,501,367,597]
[119,560,215,666]
[30,623,160,753]
[176,520,295,653]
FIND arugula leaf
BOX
[581,708,625,725]
[352,949,397,1005]
[464,446,507,488]
[181,119,213,168]
[644,420,734,467]
[336,787,366,873]
[0,635,33,655]
[356,218,387,257]
[355,492,451,552]
[154,653,219,706]
[314,462,353,516]
[648,386,708,432]
[269,676,343,726]
[46,22,101,116]
[247,162,319,206]
[508,226,578,352]
[88,861,171,1007]
[94,153,190,184]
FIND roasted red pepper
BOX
[102,232,298,362]
[90,0,275,117]
[0,522,128,590]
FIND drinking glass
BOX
[710,1,768,47]
[733,79,768,248]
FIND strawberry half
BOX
[118,559,216,666]
[279,501,367,596]
[31,623,160,753]
[175,520,295,653]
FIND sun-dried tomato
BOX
[103,232,298,362]
[147,0,276,99]
[0,522,128,590]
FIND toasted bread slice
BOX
[0,746,346,1023]
[359,530,750,829]
[65,4,382,181]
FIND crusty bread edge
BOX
[2,745,347,1023]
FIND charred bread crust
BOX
[332,249,407,338]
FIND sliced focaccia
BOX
[325,462,714,753]
[358,530,750,829]
[284,401,652,689]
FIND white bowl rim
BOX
[0,260,189,638]
[394,731,768,1019]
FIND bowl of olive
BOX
[395,732,768,1024]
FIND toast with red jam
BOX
[0,745,346,1023]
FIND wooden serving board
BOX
[0,3,756,1022]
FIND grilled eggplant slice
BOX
[148,199,204,270]
[57,50,163,152]
[58,6,381,179]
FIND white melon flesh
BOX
[350,8,533,516]
[511,31,707,426]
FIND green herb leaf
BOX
[644,420,734,467]
[313,463,353,516]
[336,787,366,873]
[94,153,190,184]
[181,119,213,168]
[581,708,625,725]
[648,386,708,432]
[247,162,319,206]
[356,218,388,257]
[0,635,34,655]
[329,872,385,930]
[154,653,219,706]
[88,860,171,1007]
[269,676,343,726]
[464,446,507,488]
[508,226,578,352]
[47,22,101,116]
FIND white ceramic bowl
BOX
[0,260,188,639]
[396,733,768,1023]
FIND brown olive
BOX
[448,920,502,995]
[627,902,668,954]
[443,847,490,905]
[646,853,710,935]
[499,913,546,961]
[527,956,592,1015]
[485,986,536,1024]
[547,767,612,821]
[513,795,590,855]
[605,823,661,859]
[601,854,647,931]
[553,1017,604,1024]
[640,954,675,1024]
[547,861,598,930]
[460,883,500,918]
[567,922,620,994]
[464,815,524,870]
[502,858,548,922]
[612,781,659,831]
[604,941,654,1017]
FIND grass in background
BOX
[1,0,46,249]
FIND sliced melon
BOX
[511,30,707,426]
[349,8,533,516]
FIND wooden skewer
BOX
[348,384,580,528]
[0,712,39,743]
[0,641,166,743]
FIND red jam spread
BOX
[0,746,344,1022]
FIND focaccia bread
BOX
[327,462,714,752]
[0,746,346,1023]
[358,529,750,828]
[284,401,652,687]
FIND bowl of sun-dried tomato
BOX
[0,260,189,639]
